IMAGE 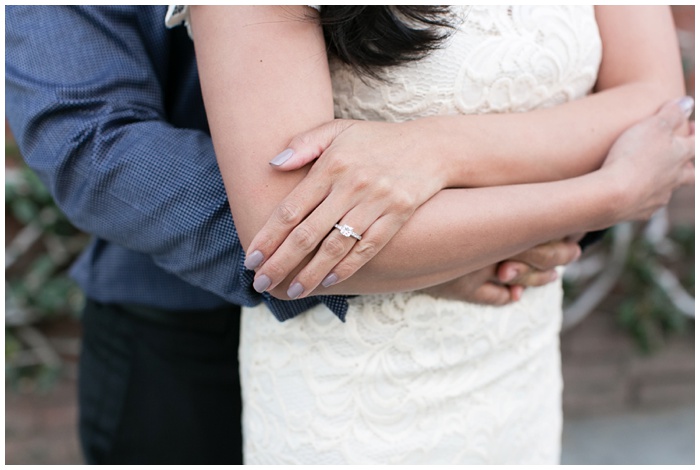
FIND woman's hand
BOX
[421,239,582,304]
[245,118,450,298]
[600,97,694,222]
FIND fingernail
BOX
[244,250,264,270]
[321,273,338,288]
[548,271,559,282]
[511,285,524,301]
[677,96,695,118]
[287,282,304,299]
[270,148,294,166]
[253,275,271,293]
[502,267,518,283]
[573,246,582,261]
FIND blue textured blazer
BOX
[6,5,349,321]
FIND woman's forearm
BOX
[415,83,679,188]
[277,97,695,300]
[300,171,617,297]
[418,6,684,188]
[191,6,690,301]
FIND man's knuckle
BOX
[484,290,509,306]
[539,249,558,268]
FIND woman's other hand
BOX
[421,239,582,304]
[601,97,694,222]
[245,118,449,298]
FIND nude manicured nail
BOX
[321,273,338,288]
[287,282,304,299]
[245,250,264,270]
[270,148,294,166]
[253,275,271,293]
[678,96,695,118]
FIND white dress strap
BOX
[165,5,321,40]
[165,5,192,38]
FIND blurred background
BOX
[4,6,695,465]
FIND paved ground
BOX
[5,374,695,465]
[562,405,695,465]
[5,378,83,465]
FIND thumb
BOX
[656,96,694,131]
[269,119,353,171]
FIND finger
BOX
[269,120,354,170]
[319,211,409,289]
[509,285,524,302]
[469,282,513,306]
[497,260,532,284]
[284,203,386,298]
[680,133,695,156]
[516,269,559,287]
[564,232,586,243]
[678,133,695,186]
[497,261,559,287]
[656,96,694,131]
[252,189,357,292]
[507,240,581,272]
[681,161,695,186]
[244,165,334,271]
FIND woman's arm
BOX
[245,6,687,296]
[190,6,333,248]
[265,101,693,300]
[192,6,693,301]
[270,6,684,186]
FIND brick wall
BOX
[561,295,694,416]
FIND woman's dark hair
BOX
[318,6,454,79]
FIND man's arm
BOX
[5,6,258,306]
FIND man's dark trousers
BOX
[78,299,243,464]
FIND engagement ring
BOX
[334,223,362,241]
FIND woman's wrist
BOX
[399,118,454,190]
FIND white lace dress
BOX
[243,5,601,465]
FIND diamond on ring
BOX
[334,223,362,241]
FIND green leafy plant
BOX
[615,226,695,353]
[6,141,89,389]
[6,165,88,321]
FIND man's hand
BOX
[420,239,582,304]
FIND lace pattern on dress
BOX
[184,4,603,464]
